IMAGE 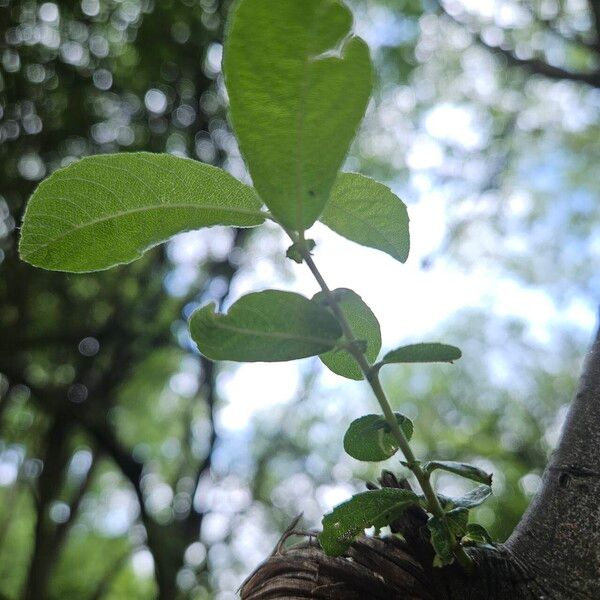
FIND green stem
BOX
[289,231,473,572]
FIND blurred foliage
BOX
[353,0,600,301]
[1,0,599,598]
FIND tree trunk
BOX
[241,325,600,599]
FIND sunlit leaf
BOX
[321,173,410,262]
[423,461,493,486]
[19,153,264,272]
[380,343,462,366]
[320,488,419,556]
[343,413,413,461]
[224,0,372,230]
[189,290,342,362]
[314,288,381,380]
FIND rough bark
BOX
[507,327,600,598]
[241,326,600,599]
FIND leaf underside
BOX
[314,288,381,380]
[19,153,264,272]
[321,172,410,263]
[189,290,343,362]
[343,413,413,462]
[437,484,493,510]
[428,515,455,566]
[224,0,373,231]
[382,343,462,365]
[320,488,419,556]
[423,460,493,486]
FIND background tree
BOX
[0,1,253,597]
[1,0,599,598]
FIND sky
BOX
[134,1,600,593]
[168,166,597,434]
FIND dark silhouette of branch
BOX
[476,39,600,87]
[588,0,600,52]
[23,416,72,600]
[51,451,99,551]
[435,1,600,88]
[191,358,217,500]
[89,549,132,600]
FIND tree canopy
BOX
[1,0,599,598]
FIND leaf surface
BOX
[451,485,493,509]
[381,343,462,365]
[321,173,410,262]
[189,290,342,362]
[463,523,494,546]
[224,0,372,230]
[314,288,381,380]
[428,516,455,566]
[320,488,419,556]
[343,413,413,462]
[423,461,492,486]
[445,508,469,538]
[19,153,264,272]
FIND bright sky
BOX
[171,166,597,432]
[161,0,600,449]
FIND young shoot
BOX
[18,0,494,571]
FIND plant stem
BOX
[290,232,473,571]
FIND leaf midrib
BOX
[333,495,417,541]
[207,318,339,347]
[21,202,265,259]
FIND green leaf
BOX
[452,485,493,509]
[430,485,492,513]
[224,0,372,231]
[462,523,494,546]
[321,173,410,263]
[445,508,469,538]
[423,461,493,486]
[381,343,462,366]
[320,488,419,556]
[18,153,264,273]
[427,516,454,566]
[189,290,342,362]
[343,413,413,462]
[314,288,381,380]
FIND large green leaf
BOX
[380,343,462,366]
[314,288,381,380]
[423,461,493,486]
[19,153,264,272]
[321,173,410,262]
[343,413,413,462]
[224,0,373,231]
[320,488,419,556]
[189,290,342,362]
